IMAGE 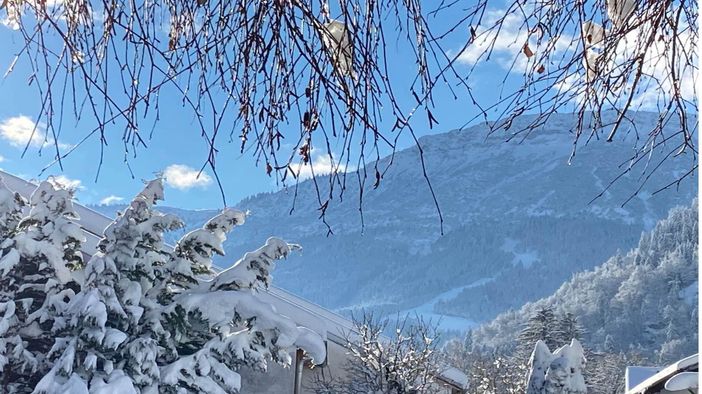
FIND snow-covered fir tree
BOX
[525,339,587,394]
[156,208,246,302]
[526,340,552,394]
[554,312,584,347]
[0,176,28,391]
[18,178,326,393]
[518,306,558,356]
[543,339,587,393]
[0,181,85,392]
[35,179,184,393]
[159,235,326,393]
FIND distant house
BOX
[0,171,469,394]
[626,354,698,394]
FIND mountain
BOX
[469,200,698,363]
[91,111,697,330]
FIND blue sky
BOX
[0,2,684,209]
[0,6,510,209]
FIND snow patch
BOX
[502,238,540,267]
[398,278,496,332]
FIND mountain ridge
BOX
[90,111,698,330]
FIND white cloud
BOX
[0,115,45,147]
[0,115,72,149]
[48,175,82,190]
[624,29,697,109]
[459,10,574,74]
[458,7,696,111]
[289,150,351,180]
[99,195,124,205]
[163,164,213,190]
[459,11,523,67]
[0,155,5,163]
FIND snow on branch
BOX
[210,237,302,292]
[2,177,325,393]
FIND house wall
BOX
[238,340,349,394]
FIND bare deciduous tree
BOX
[458,0,697,203]
[311,313,442,393]
[3,0,460,232]
[2,0,696,228]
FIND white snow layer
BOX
[664,371,698,390]
[526,339,587,394]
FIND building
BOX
[626,354,698,394]
[0,171,469,393]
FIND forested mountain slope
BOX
[92,111,697,328]
[471,201,698,363]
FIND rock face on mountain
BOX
[92,112,697,329]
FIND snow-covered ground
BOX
[398,278,496,332]
[502,238,541,268]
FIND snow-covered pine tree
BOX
[35,178,183,393]
[554,312,584,348]
[513,307,558,390]
[525,339,587,394]
[0,181,85,392]
[153,208,246,358]
[35,178,325,393]
[517,307,557,359]
[160,236,326,393]
[0,177,29,391]
[543,339,587,394]
[525,340,552,394]
[155,208,246,302]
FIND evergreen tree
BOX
[0,181,85,391]
[0,178,29,391]
[518,307,557,358]
[155,208,248,359]
[525,340,552,394]
[29,178,326,393]
[155,208,246,302]
[35,179,183,393]
[525,339,587,394]
[514,307,559,389]
[159,236,325,393]
[554,312,584,348]
[543,339,587,393]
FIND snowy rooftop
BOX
[626,354,698,394]
[0,170,469,390]
[626,367,665,391]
